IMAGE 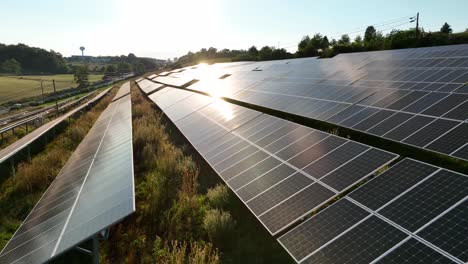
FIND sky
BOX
[1,0,467,59]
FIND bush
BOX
[163,194,206,241]
[153,238,220,264]
[203,209,235,245]
[206,184,230,209]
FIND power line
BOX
[379,21,415,33]
[329,16,415,39]
[330,14,414,36]
[278,14,416,50]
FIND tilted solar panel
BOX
[138,85,398,236]
[172,44,468,160]
[279,158,467,263]
[0,83,134,263]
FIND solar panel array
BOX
[143,44,468,263]
[155,44,468,161]
[278,158,467,263]
[137,84,398,235]
[0,83,134,263]
[0,88,112,165]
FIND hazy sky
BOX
[1,0,467,59]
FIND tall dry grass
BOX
[102,82,224,264]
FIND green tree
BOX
[364,26,377,42]
[338,34,351,44]
[248,46,259,58]
[207,47,217,59]
[355,35,363,43]
[321,36,330,49]
[297,36,311,57]
[440,22,452,34]
[73,66,89,88]
[258,46,273,60]
[117,62,132,74]
[133,62,145,75]
[1,58,21,74]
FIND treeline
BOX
[0,43,68,74]
[175,22,468,66]
[67,53,164,75]
[300,23,468,58]
[0,43,163,75]
[173,46,293,68]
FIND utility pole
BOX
[40,80,44,103]
[416,12,420,37]
[53,80,59,116]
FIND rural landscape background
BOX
[1,0,467,263]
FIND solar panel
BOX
[247,172,313,215]
[152,76,195,87]
[426,123,468,154]
[348,159,438,210]
[417,201,468,262]
[258,183,335,234]
[452,144,468,160]
[280,158,467,263]
[0,85,134,263]
[379,170,467,232]
[382,115,434,141]
[139,85,398,236]
[301,216,407,264]
[402,119,459,147]
[367,112,414,136]
[112,81,131,101]
[138,79,165,94]
[376,238,454,263]
[235,163,295,201]
[278,199,369,262]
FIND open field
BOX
[0,74,103,103]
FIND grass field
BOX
[0,74,103,104]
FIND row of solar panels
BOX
[138,80,467,263]
[145,44,468,161]
[0,88,112,165]
[0,83,134,263]
[140,85,399,234]
[140,75,468,263]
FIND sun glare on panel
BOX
[212,98,234,121]
[193,63,235,98]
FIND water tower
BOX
[80,46,85,56]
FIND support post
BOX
[92,234,99,264]
[53,80,59,116]
[416,12,419,37]
[10,158,15,177]
[27,145,31,163]
[40,80,45,103]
